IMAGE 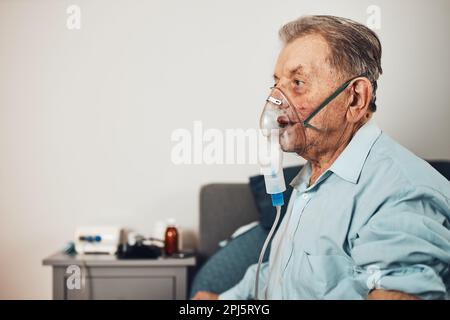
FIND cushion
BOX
[189,224,270,298]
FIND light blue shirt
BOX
[220,121,450,300]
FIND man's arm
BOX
[351,186,450,300]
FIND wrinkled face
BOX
[273,34,350,156]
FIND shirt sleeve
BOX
[219,262,269,300]
[350,185,450,299]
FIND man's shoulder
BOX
[361,132,449,198]
[350,132,450,233]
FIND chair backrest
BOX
[198,183,259,265]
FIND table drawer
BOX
[66,276,174,300]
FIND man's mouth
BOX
[277,115,292,128]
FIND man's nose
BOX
[272,81,295,107]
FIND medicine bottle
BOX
[164,218,179,256]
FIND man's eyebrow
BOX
[273,64,307,80]
[289,64,306,76]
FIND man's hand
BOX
[368,289,420,300]
[192,291,219,300]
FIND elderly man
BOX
[194,15,450,300]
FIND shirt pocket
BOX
[298,250,353,299]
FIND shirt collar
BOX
[289,121,382,188]
[329,120,381,184]
[289,162,311,190]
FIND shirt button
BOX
[289,234,294,241]
[278,277,283,284]
[302,193,309,200]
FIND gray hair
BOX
[279,15,382,112]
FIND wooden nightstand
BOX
[43,252,196,300]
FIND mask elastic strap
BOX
[302,73,368,129]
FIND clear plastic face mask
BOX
[259,73,368,154]
[259,86,307,154]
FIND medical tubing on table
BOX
[254,205,282,300]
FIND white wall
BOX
[0,0,449,299]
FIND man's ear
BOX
[346,77,372,123]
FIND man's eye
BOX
[294,79,303,87]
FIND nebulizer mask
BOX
[258,87,306,201]
[255,73,367,300]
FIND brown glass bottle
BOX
[164,220,179,256]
